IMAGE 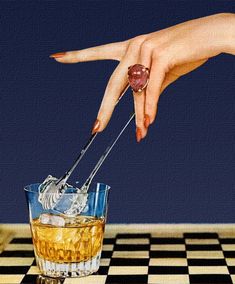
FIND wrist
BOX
[220,13,235,55]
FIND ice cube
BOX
[63,191,88,216]
[39,214,65,227]
[63,215,77,225]
[38,175,82,212]
[39,213,51,225]
[50,215,65,227]
[38,174,89,215]
[38,175,63,210]
[52,185,88,216]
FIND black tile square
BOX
[110,258,149,266]
[228,266,235,274]
[103,238,116,244]
[224,251,235,258]
[10,238,32,244]
[148,265,188,274]
[20,274,39,284]
[116,233,151,239]
[188,258,226,266]
[114,244,150,251]
[0,266,29,274]
[189,274,232,284]
[96,266,109,275]
[0,251,35,257]
[184,233,218,239]
[150,237,184,244]
[220,238,235,244]
[186,244,221,251]
[101,250,113,258]
[150,250,186,258]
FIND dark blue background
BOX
[1,0,235,223]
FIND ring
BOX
[128,64,150,93]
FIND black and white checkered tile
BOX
[1,232,235,283]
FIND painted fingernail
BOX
[92,119,100,134]
[136,127,142,143]
[49,52,66,58]
[144,114,150,129]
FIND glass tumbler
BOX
[24,182,110,278]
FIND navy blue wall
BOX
[1,0,235,223]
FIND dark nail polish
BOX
[49,52,66,58]
[136,127,142,143]
[144,114,150,129]
[92,119,100,134]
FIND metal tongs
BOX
[38,64,150,213]
[38,84,132,211]
[64,112,135,215]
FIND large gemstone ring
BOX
[128,64,150,93]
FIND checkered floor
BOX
[1,232,235,283]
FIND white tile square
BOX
[222,244,235,251]
[149,258,187,266]
[0,275,24,284]
[151,232,184,238]
[151,244,185,251]
[225,258,235,266]
[189,266,229,274]
[102,244,114,251]
[0,257,34,266]
[112,251,149,258]
[116,238,149,244]
[64,275,106,284]
[27,266,40,275]
[187,251,224,259]
[4,244,33,251]
[185,239,219,244]
[108,266,148,275]
[100,258,110,266]
[230,275,235,284]
[148,274,190,284]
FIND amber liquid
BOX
[31,215,105,263]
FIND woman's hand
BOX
[50,13,235,142]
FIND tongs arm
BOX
[56,84,130,185]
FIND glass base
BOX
[36,251,101,278]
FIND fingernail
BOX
[49,52,66,58]
[92,119,100,134]
[144,114,150,129]
[136,127,142,143]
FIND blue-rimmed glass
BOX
[24,182,110,278]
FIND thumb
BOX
[161,59,209,92]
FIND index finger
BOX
[50,41,129,63]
